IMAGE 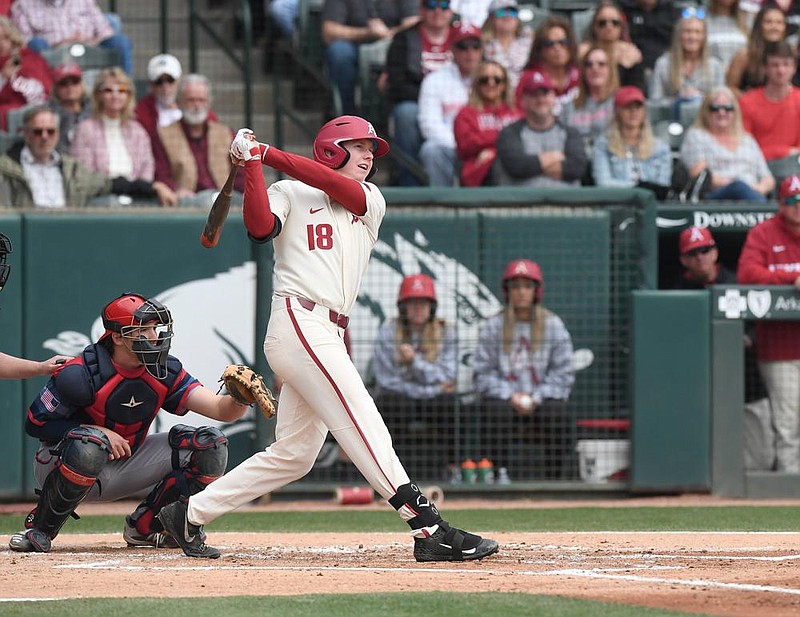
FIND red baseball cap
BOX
[679,226,716,254]
[520,70,555,95]
[779,175,800,203]
[451,23,483,47]
[614,86,645,108]
[52,63,82,84]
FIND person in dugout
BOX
[8,293,249,553]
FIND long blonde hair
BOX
[501,304,551,355]
[668,17,711,95]
[606,104,656,159]
[91,66,135,121]
[395,318,447,363]
[574,46,619,108]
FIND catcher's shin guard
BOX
[32,427,111,540]
[128,425,228,536]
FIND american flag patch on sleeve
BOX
[40,386,60,413]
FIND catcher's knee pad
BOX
[130,426,228,535]
[31,427,111,540]
[389,483,442,530]
[168,424,229,479]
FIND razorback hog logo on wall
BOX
[42,231,594,433]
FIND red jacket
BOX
[0,48,52,130]
[454,103,522,186]
[738,213,800,360]
[740,87,800,161]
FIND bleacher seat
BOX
[518,4,550,31]
[39,45,122,73]
[570,7,594,41]
[0,130,18,155]
[6,104,35,137]
[357,38,391,132]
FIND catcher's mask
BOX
[0,232,11,293]
[313,115,389,180]
[501,259,544,304]
[397,274,437,321]
[99,293,174,379]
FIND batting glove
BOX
[230,128,266,163]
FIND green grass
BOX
[0,594,709,617]
[2,505,798,535]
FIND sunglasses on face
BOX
[542,38,569,48]
[30,127,57,136]
[584,59,608,68]
[709,104,734,113]
[153,76,175,85]
[101,85,130,95]
[57,76,81,86]
[478,75,505,85]
[681,7,706,20]
[455,39,482,50]
[596,18,622,28]
[423,0,450,10]
[494,8,519,18]
[684,246,714,257]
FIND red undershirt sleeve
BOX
[242,158,275,240]
[261,145,367,216]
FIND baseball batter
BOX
[159,116,499,563]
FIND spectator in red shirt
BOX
[0,16,52,132]
[737,174,800,472]
[454,60,521,186]
[739,41,800,161]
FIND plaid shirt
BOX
[10,0,112,46]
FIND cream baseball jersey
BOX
[268,178,386,315]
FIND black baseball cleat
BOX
[123,516,180,549]
[9,529,51,553]
[157,501,220,559]
[413,521,499,562]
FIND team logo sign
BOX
[747,289,772,319]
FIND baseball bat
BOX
[200,165,238,249]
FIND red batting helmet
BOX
[398,274,437,303]
[502,259,544,303]
[100,293,174,379]
[313,115,389,170]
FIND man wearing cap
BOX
[48,62,89,153]
[674,226,736,289]
[418,23,483,186]
[494,69,586,187]
[738,175,800,472]
[385,0,455,186]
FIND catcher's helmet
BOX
[313,115,389,171]
[0,232,11,293]
[502,259,544,303]
[100,293,174,379]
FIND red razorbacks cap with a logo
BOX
[520,70,555,95]
[779,175,800,203]
[398,274,437,303]
[679,227,716,254]
[451,23,483,47]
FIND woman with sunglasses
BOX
[516,15,580,114]
[0,16,51,132]
[726,5,787,97]
[706,0,749,71]
[481,0,532,90]
[561,46,620,163]
[650,9,725,120]
[592,85,672,192]
[577,1,645,90]
[454,60,521,186]
[70,67,178,206]
[679,86,774,201]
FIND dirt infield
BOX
[2,498,800,616]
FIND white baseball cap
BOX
[147,54,182,82]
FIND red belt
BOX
[296,297,349,329]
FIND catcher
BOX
[8,292,272,553]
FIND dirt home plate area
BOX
[1,497,799,617]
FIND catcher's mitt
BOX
[219,364,277,419]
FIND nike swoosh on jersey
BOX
[309,207,324,214]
